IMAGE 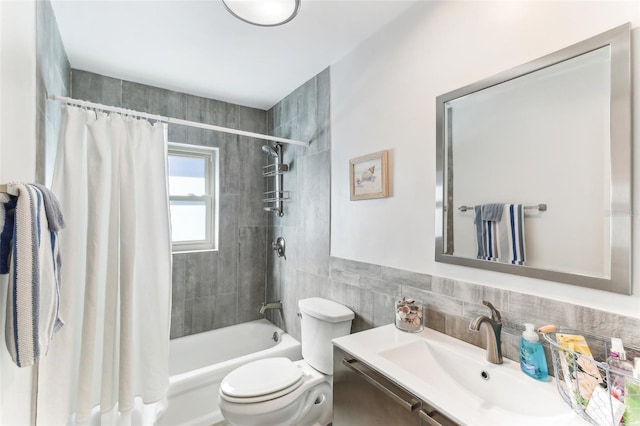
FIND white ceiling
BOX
[51,0,418,110]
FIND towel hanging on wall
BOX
[474,205,504,261]
[506,204,526,265]
[474,203,526,265]
[0,182,65,367]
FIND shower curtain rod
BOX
[47,94,310,147]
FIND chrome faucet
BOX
[469,300,503,364]
[259,300,282,314]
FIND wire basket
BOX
[540,327,640,426]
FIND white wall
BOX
[0,0,37,424]
[331,1,640,319]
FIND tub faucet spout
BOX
[260,301,282,314]
[469,300,503,364]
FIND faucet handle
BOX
[482,300,502,323]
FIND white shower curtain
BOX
[36,105,172,425]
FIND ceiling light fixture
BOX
[222,0,301,27]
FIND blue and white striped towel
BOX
[0,183,64,367]
[481,203,504,221]
[474,203,525,264]
[474,205,503,261]
[505,204,526,265]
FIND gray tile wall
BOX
[265,68,332,339]
[265,67,640,368]
[70,70,269,338]
[36,0,71,185]
[327,256,640,366]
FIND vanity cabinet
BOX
[333,346,459,426]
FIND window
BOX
[168,143,218,252]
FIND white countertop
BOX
[333,325,591,426]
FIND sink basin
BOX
[380,340,565,418]
[333,324,588,425]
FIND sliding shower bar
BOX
[48,94,310,147]
[458,204,547,212]
[261,143,288,217]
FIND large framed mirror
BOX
[435,23,632,294]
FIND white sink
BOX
[380,339,567,418]
[333,324,589,425]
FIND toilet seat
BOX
[220,357,304,403]
[219,360,331,426]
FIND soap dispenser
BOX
[520,323,548,380]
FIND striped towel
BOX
[0,183,64,367]
[474,205,503,261]
[481,203,504,221]
[474,203,525,265]
[505,204,526,265]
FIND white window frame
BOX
[168,142,219,253]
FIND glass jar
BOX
[395,297,424,333]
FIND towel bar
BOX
[458,203,547,212]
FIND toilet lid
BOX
[220,377,305,404]
[220,357,304,398]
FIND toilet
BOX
[218,297,354,426]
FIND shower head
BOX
[262,144,279,158]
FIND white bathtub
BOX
[158,319,302,426]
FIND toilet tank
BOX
[298,298,354,375]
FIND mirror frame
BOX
[435,23,632,295]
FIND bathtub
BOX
[158,319,302,426]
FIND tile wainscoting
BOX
[279,256,640,366]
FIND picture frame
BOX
[349,150,389,201]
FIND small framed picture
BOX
[349,150,389,201]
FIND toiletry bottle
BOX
[520,323,548,380]
[624,359,640,426]
[606,337,633,402]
